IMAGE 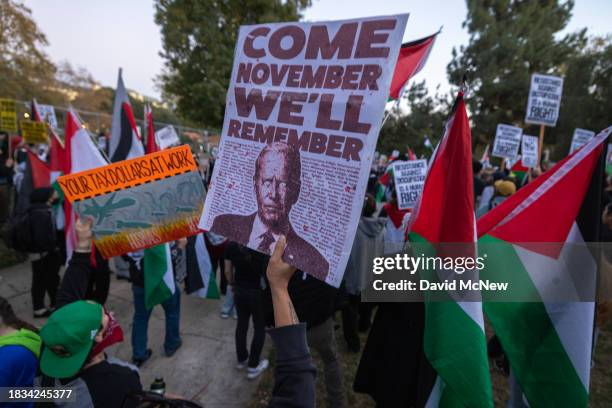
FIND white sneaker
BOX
[246,359,269,379]
[220,312,230,319]
[236,360,247,370]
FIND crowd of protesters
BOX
[1,130,611,408]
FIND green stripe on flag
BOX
[205,269,220,299]
[479,234,588,407]
[410,232,493,407]
[144,244,174,309]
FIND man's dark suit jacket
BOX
[210,212,329,281]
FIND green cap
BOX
[40,301,103,378]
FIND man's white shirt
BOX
[248,214,280,253]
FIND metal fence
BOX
[11,99,214,148]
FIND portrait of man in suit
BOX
[210,142,329,281]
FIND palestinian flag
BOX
[39,103,66,229]
[142,244,176,309]
[408,90,493,406]
[31,99,43,122]
[375,166,393,202]
[477,126,611,407]
[510,158,529,183]
[140,105,176,308]
[109,68,144,162]
[389,30,440,100]
[63,109,108,261]
[14,148,51,215]
[382,202,410,255]
[184,234,220,299]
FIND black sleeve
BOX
[268,323,316,408]
[55,252,92,308]
[0,162,12,178]
[224,241,238,261]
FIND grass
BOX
[250,311,612,407]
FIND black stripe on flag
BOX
[184,235,206,294]
[110,106,134,163]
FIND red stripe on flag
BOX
[389,33,438,99]
[26,149,50,188]
[410,94,474,244]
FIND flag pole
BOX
[538,124,545,165]
[381,97,401,128]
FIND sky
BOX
[25,0,612,100]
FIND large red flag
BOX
[407,90,493,406]
[389,30,439,100]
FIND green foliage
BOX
[377,81,449,157]
[154,0,311,128]
[552,36,612,159]
[447,0,585,148]
[0,0,63,104]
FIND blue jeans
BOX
[131,285,181,359]
[220,284,235,315]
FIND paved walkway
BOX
[0,259,267,408]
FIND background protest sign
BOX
[20,120,48,144]
[521,134,539,168]
[37,104,58,129]
[58,144,204,258]
[569,128,595,154]
[524,73,564,127]
[392,159,427,210]
[156,125,180,149]
[199,15,408,287]
[0,99,18,132]
[492,124,522,159]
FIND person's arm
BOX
[266,236,316,408]
[55,218,94,308]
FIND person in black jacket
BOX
[43,217,144,407]
[28,188,61,318]
[266,236,316,407]
[264,268,345,407]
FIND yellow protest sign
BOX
[0,99,18,133]
[20,120,48,144]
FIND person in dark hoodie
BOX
[28,187,62,318]
[341,194,385,352]
[0,297,41,408]
[266,236,316,407]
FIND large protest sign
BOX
[569,128,595,154]
[524,73,564,127]
[20,120,48,144]
[0,99,18,133]
[156,125,181,149]
[37,104,58,129]
[492,124,522,159]
[392,160,427,210]
[521,134,539,168]
[199,15,408,287]
[58,144,204,258]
